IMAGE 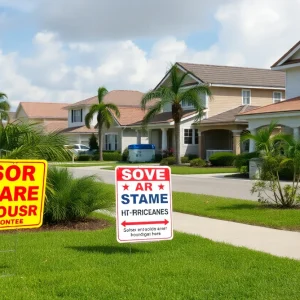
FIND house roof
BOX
[271,40,300,68]
[131,110,196,126]
[201,105,259,125]
[17,102,69,119]
[60,125,98,134]
[43,121,68,133]
[110,106,146,126]
[66,90,145,109]
[177,62,285,88]
[238,97,300,116]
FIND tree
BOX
[141,64,212,164]
[85,87,120,161]
[244,122,300,207]
[0,92,10,126]
[0,121,71,161]
[89,133,99,150]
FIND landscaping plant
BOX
[209,152,236,166]
[190,158,206,167]
[0,92,9,126]
[85,87,120,161]
[45,167,113,223]
[89,133,99,150]
[141,64,212,164]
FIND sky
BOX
[0,0,300,110]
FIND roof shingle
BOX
[177,63,285,88]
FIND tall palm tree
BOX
[85,87,120,161]
[0,92,10,126]
[141,64,212,164]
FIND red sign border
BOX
[115,165,173,243]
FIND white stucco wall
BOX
[286,67,300,99]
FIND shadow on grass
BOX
[66,245,150,254]
[213,203,260,210]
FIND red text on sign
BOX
[0,165,36,181]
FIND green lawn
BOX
[51,161,116,167]
[102,164,238,174]
[1,216,300,299]
[102,183,300,231]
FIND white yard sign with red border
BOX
[116,166,173,243]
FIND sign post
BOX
[0,160,48,230]
[116,166,173,243]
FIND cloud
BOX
[34,0,221,41]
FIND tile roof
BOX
[43,121,68,133]
[66,90,145,108]
[271,41,300,68]
[111,106,146,126]
[201,105,259,124]
[60,125,98,134]
[177,62,285,88]
[239,97,300,116]
[131,110,196,126]
[18,102,68,119]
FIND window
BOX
[242,90,251,105]
[184,129,198,145]
[181,99,194,108]
[273,91,282,103]
[105,134,118,151]
[72,109,82,123]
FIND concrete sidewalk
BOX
[173,212,300,260]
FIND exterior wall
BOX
[286,67,300,99]
[16,107,28,119]
[122,129,138,152]
[208,87,285,118]
[64,134,91,145]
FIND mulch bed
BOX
[0,218,111,234]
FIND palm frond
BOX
[141,87,174,110]
[97,87,108,104]
[142,100,167,127]
[100,109,114,129]
[85,104,102,128]
[105,103,120,118]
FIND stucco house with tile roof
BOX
[236,40,300,152]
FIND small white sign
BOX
[115,166,173,243]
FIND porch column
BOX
[249,128,256,152]
[232,130,242,155]
[293,127,299,141]
[161,128,168,150]
[136,129,141,144]
[198,131,202,158]
[148,129,152,144]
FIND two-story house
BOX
[61,63,285,159]
[237,40,300,152]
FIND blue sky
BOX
[0,0,299,109]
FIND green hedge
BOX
[190,158,206,167]
[234,152,259,172]
[209,152,236,166]
[77,154,92,161]
[181,156,189,163]
[160,156,176,166]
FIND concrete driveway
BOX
[68,167,258,201]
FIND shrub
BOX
[181,156,189,163]
[122,148,129,161]
[160,156,176,166]
[209,152,236,166]
[44,167,113,224]
[234,152,259,172]
[77,154,92,161]
[190,158,206,167]
[154,154,162,162]
[89,133,98,150]
[187,154,198,161]
[103,151,122,161]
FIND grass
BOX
[101,183,300,231]
[1,215,300,299]
[51,161,116,167]
[102,164,238,174]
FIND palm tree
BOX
[85,87,120,161]
[0,121,71,161]
[141,64,212,164]
[0,92,10,126]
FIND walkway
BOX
[173,212,300,260]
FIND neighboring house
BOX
[145,63,285,159]
[15,102,68,133]
[62,90,149,149]
[237,40,300,152]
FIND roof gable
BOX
[16,102,69,119]
[271,41,300,69]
